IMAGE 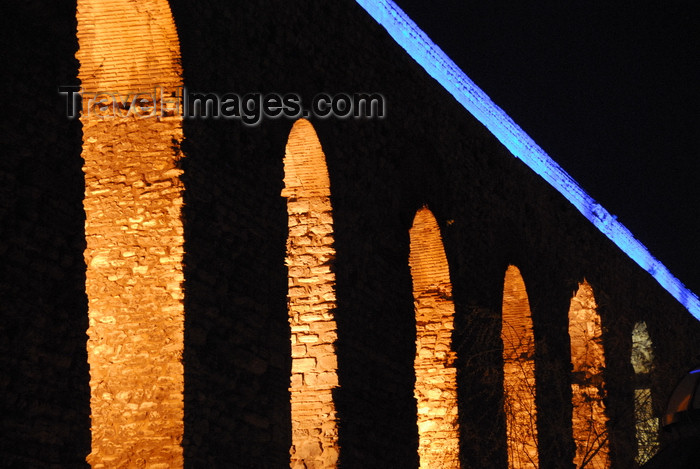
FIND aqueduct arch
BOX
[77,0,185,466]
[408,207,460,468]
[282,119,340,468]
[501,265,538,468]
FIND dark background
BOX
[394,1,700,295]
[0,2,698,466]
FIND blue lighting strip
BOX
[356,0,700,319]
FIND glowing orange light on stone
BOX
[282,119,340,468]
[568,281,609,468]
[77,0,185,467]
[501,266,538,469]
[409,207,460,468]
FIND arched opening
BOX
[501,265,538,468]
[408,207,460,468]
[568,281,609,468]
[77,0,185,467]
[631,321,659,464]
[282,119,340,468]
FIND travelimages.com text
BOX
[59,86,386,125]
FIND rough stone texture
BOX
[409,208,460,468]
[77,1,185,467]
[1,1,700,468]
[80,117,185,468]
[501,266,538,469]
[283,120,340,468]
[568,282,609,468]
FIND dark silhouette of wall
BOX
[1,1,699,468]
[0,2,90,467]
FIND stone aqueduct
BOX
[2,1,699,468]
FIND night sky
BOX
[393,1,700,296]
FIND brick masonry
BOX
[1,1,700,468]
[501,266,538,469]
[283,120,340,468]
[568,282,609,468]
[76,1,185,467]
[409,207,460,468]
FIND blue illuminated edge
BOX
[356,0,700,319]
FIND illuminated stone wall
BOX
[77,0,185,466]
[3,2,700,467]
[283,120,339,468]
[568,281,609,468]
[409,207,460,468]
[501,266,538,469]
